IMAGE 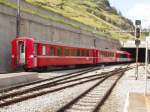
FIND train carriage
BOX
[116,51,132,62]
[98,50,116,63]
[12,37,94,71]
[36,42,94,67]
[12,37,132,71]
[12,37,35,69]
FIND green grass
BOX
[25,0,134,40]
[0,0,134,40]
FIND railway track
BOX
[0,67,98,93]
[0,65,130,108]
[57,66,130,112]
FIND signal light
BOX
[136,27,140,38]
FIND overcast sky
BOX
[109,0,150,28]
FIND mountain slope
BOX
[26,0,134,40]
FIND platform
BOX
[0,72,38,88]
[126,93,150,112]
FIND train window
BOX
[71,49,74,56]
[108,52,113,57]
[20,44,24,53]
[103,52,106,57]
[81,50,85,56]
[77,49,80,56]
[101,52,104,58]
[65,48,69,56]
[100,52,102,58]
[50,47,55,56]
[74,50,77,56]
[105,52,106,57]
[42,46,46,55]
[34,44,37,55]
[86,50,89,56]
[112,53,114,57]
[121,54,127,58]
[57,47,63,56]
[89,50,92,57]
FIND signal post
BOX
[135,20,141,80]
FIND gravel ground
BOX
[38,68,90,79]
[0,65,126,112]
[0,80,99,112]
[100,64,150,112]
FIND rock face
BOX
[0,0,121,73]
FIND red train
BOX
[11,37,132,71]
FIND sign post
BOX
[135,20,141,80]
[16,0,21,38]
[135,39,140,79]
[145,36,150,95]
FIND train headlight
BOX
[29,55,34,58]
[11,55,15,58]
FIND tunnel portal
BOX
[121,48,149,63]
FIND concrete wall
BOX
[0,0,121,73]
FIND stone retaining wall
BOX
[0,0,121,73]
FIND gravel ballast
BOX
[0,64,130,112]
[100,65,150,112]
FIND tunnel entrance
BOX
[121,48,147,62]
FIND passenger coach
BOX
[12,37,132,71]
[12,37,94,71]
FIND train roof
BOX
[35,39,95,50]
[116,50,131,55]
[13,37,129,54]
[13,37,34,41]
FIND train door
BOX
[18,41,26,64]
[95,50,98,64]
[33,43,37,67]
[93,50,98,64]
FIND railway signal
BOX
[135,27,140,38]
[135,20,141,80]
[135,20,141,39]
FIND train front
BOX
[11,37,35,71]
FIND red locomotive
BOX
[12,37,132,71]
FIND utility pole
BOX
[135,20,141,80]
[145,35,150,95]
[16,0,21,38]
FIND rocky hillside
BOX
[26,0,134,40]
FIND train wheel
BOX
[42,67,48,72]
[38,67,48,72]
[24,68,29,72]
